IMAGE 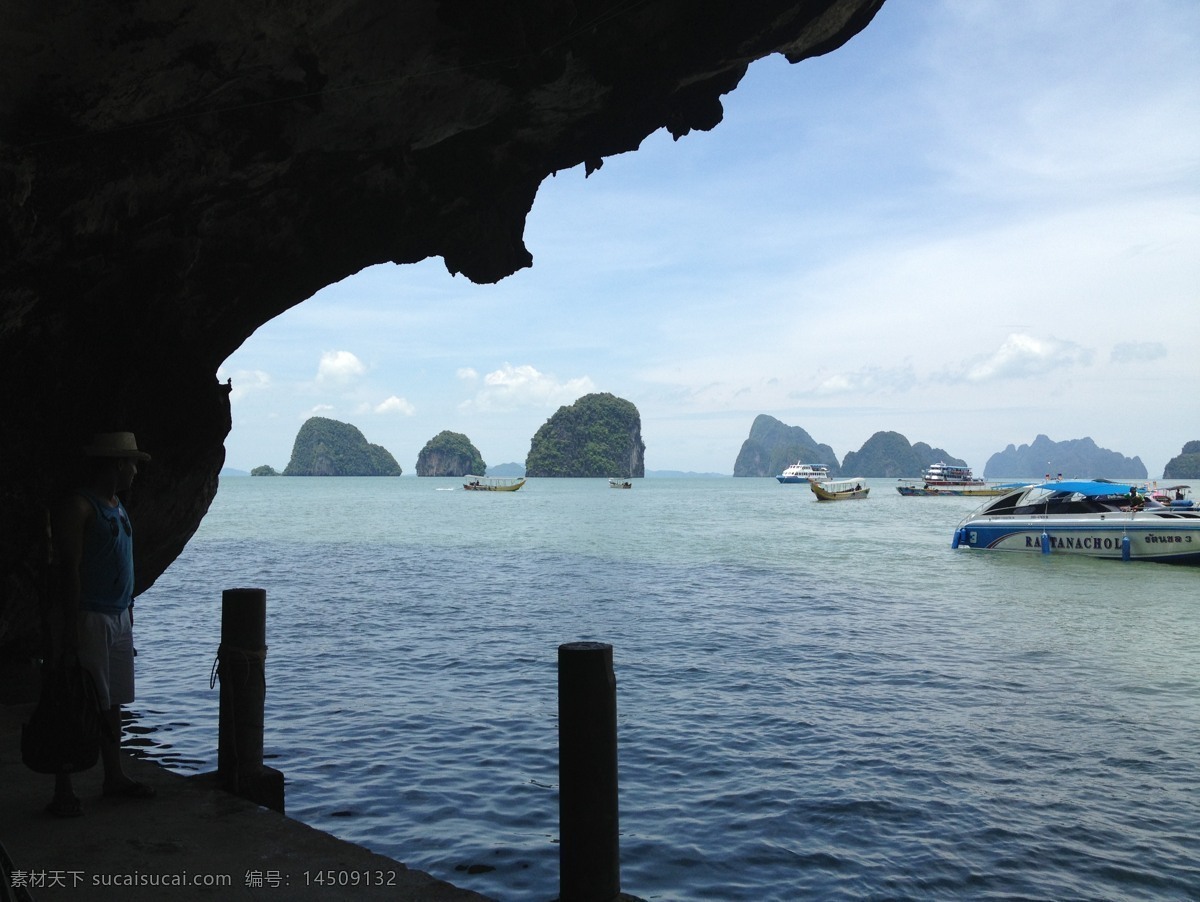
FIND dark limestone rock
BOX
[526,393,645,478]
[984,435,1147,480]
[733,414,840,477]
[416,431,486,477]
[284,417,402,476]
[0,1,886,667]
[841,431,966,478]
[1163,441,1200,479]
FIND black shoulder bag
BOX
[20,657,102,774]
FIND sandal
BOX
[102,780,157,799]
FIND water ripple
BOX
[132,478,1200,901]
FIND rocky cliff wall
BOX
[0,1,885,666]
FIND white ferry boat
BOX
[896,462,1012,497]
[776,461,831,484]
[923,462,986,486]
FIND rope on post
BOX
[209,644,269,793]
[209,645,268,689]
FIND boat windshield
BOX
[974,483,1131,517]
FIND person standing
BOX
[46,431,157,817]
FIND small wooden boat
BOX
[462,475,526,492]
[608,478,633,489]
[810,478,869,501]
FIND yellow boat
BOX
[810,478,870,501]
[462,475,526,492]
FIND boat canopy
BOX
[1037,480,1137,496]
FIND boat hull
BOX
[954,516,1200,564]
[898,484,1011,497]
[462,477,526,492]
[811,480,869,501]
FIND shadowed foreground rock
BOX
[0,1,885,663]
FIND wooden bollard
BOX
[215,588,284,812]
[558,641,620,902]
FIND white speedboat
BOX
[952,479,1200,565]
[776,461,830,484]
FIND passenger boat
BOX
[608,478,633,489]
[776,461,831,484]
[896,482,1012,497]
[462,475,526,492]
[896,462,1010,497]
[810,478,869,501]
[951,479,1200,564]
[923,462,984,486]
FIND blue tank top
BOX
[78,492,135,613]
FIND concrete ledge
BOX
[1,703,489,900]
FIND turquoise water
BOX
[134,477,1200,900]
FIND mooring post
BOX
[216,587,284,813]
[558,641,620,902]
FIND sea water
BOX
[134,477,1200,900]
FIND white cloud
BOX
[957,333,1093,383]
[316,350,366,384]
[375,395,416,415]
[457,367,479,381]
[309,404,335,414]
[218,367,270,403]
[811,365,919,397]
[459,363,596,413]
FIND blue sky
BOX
[219,0,1199,476]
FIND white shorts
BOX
[77,608,135,710]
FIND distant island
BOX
[259,417,403,476]
[416,430,485,476]
[486,462,526,477]
[1163,441,1200,479]
[236,409,1193,481]
[733,415,839,477]
[984,435,1145,479]
[526,392,646,478]
[841,430,966,478]
[732,415,1156,480]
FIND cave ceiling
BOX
[0,0,885,592]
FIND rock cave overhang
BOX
[0,1,887,601]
